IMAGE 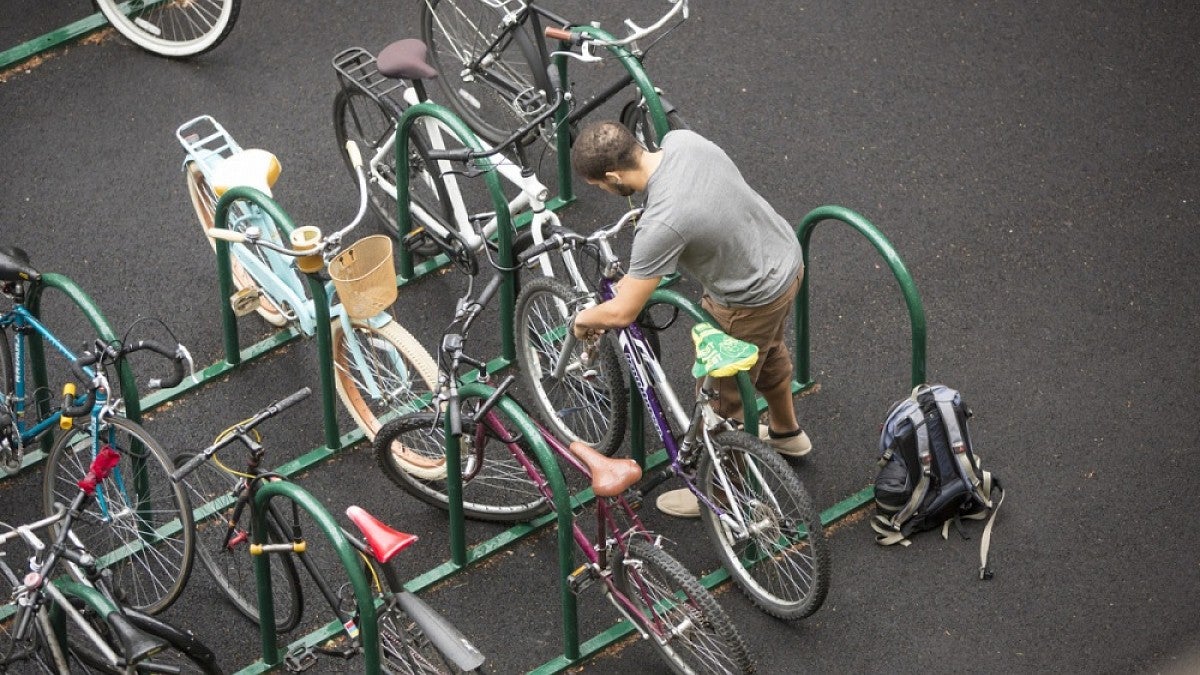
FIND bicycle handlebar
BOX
[170,387,311,482]
[544,0,689,52]
[61,339,192,418]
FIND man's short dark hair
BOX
[571,121,641,180]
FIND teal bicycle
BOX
[175,120,441,461]
[0,247,196,615]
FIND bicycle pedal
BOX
[284,647,318,672]
[568,564,597,595]
[230,287,261,316]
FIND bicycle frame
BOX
[0,305,143,527]
[469,405,681,633]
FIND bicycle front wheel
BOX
[173,452,304,633]
[42,416,195,615]
[421,0,552,144]
[332,318,440,439]
[616,538,755,674]
[515,276,627,456]
[185,161,290,327]
[374,412,550,523]
[697,431,830,620]
[94,0,240,58]
[332,88,454,240]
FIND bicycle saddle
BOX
[567,442,642,497]
[377,39,439,81]
[210,148,281,198]
[691,322,758,378]
[345,505,419,564]
[0,245,39,283]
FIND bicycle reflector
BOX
[77,446,122,496]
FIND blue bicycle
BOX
[0,246,196,615]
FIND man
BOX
[570,121,811,518]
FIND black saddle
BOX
[377,39,439,81]
[0,246,39,283]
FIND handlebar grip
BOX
[271,387,312,414]
[545,26,575,42]
[472,375,517,424]
[133,340,187,390]
[345,140,363,169]
[207,228,248,243]
[170,451,210,483]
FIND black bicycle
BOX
[170,389,486,673]
[419,0,690,146]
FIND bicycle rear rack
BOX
[332,47,408,115]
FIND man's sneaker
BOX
[758,426,813,457]
[656,488,701,518]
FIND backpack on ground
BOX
[871,383,1005,579]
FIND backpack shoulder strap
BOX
[882,408,932,531]
[933,389,992,508]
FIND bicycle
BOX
[420,0,690,147]
[170,388,487,673]
[174,120,440,453]
[94,0,240,58]
[513,209,832,620]
[1,448,221,673]
[372,277,754,673]
[331,22,688,267]
[0,249,197,615]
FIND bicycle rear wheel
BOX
[615,538,754,674]
[332,318,440,440]
[94,0,240,58]
[332,88,455,241]
[421,0,552,144]
[374,412,550,523]
[173,451,304,633]
[515,276,627,456]
[42,417,195,615]
[185,161,289,327]
[697,430,830,620]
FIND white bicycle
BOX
[175,118,443,476]
[95,0,240,58]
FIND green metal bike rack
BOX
[243,480,382,673]
[207,186,344,452]
[796,205,927,389]
[394,103,523,364]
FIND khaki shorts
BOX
[700,273,802,420]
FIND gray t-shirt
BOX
[626,130,802,307]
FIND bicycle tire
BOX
[374,592,482,674]
[332,87,456,243]
[374,412,550,523]
[421,0,553,145]
[93,0,240,58]
[67,601,222,674]
[332,318,440,440]
[41,416,195,616]
[173,451,304,633]
[619,99,690,152]
[696,430,830,620]
[515,275,627,456]
[185,161,290,327]
[615,538,755,674]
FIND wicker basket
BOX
[328,235,397,319]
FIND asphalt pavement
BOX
[2,1,1199,673]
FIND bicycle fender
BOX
[395,591,486,671]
